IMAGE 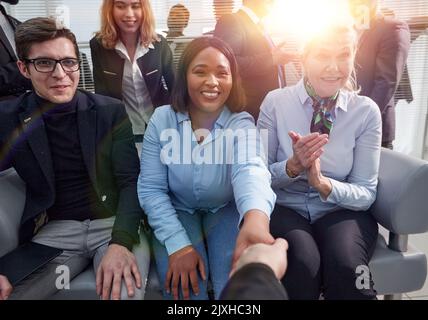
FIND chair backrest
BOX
[0,168,26,256]
[372,148,428,235]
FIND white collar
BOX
[296,79,350,113]
[115,39,154,61]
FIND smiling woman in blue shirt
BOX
[257,21,382,300]
[137,36,276,300]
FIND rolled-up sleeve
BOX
[322,104,382,210]
[137,110,191,255]
[232,115,276,224]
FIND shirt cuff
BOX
[164,230,192,256]
[109,231,136,252]
[238,200,273,226]
[270,159,301,185]
[321,178,340,204]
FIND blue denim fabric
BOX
[152,201,239,300]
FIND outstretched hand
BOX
[231,210,274,272]
[232,238,289,280]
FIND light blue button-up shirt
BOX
[138,105,276,255]
[257,79,382,222]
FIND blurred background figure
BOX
[203,0,234,35]
[213,0,234,22]
[349,0,411,149]
[0,0,31,101]
[165,3,190,38]
[379,7,413,113]
[165,3,190,70]
[214,0,298,121]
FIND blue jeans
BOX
[152,201,239,300]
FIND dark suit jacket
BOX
[89,35,175,108]
[0,90,142,248]
[214,10,279,121]
[355,16,411,143]
[220,263,288,300]
[0,5,31,100]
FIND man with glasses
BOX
[0,0,31,100]
[0,17,149,300]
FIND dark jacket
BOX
[220,263,288,300]
[0,4,31,100]
[0,90,143,249]
[89,35,175,108]
[214,10,279,121]
[355,16,411,143]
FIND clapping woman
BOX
[257,22,381,299]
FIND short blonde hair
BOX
[302,23,359,92]
[95,0,159,49]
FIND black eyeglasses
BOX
[24,58,81,73]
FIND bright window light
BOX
[264,0,355,49]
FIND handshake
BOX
[232,238,288,280]
[220,238,289,300]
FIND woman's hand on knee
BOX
[166,245,206,300]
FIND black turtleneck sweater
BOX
[36,94,110,222]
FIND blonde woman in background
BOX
[90,0,175,143]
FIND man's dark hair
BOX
[15,17,79,60]
[171,36,246,113]
[167,3,190,30]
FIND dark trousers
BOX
[270,205,378,300]
[382,141,393,149]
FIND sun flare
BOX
[264,0,355,49]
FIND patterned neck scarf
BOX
[304,79,338,135]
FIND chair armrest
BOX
[0,168,26,256]
[372,148,428,235]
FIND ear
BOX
[17,60,31,79]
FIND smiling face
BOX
[303,31,356,98]
[17,37,80,104]
[113,0,142,37]
[187,47,233,115]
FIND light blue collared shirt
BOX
[257,79,382,222]
[138,105,276,255]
